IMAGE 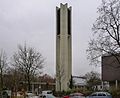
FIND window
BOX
[91,94,97,96]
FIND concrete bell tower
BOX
[56,3,72,91]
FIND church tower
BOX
[56,3,72,91]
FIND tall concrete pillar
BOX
[56,3,72,91]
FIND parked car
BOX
[87,92,112,98]
[42,90,53,95]
[69,93,85,98]
[26,91,35,98]
[63,95,70,98]
[39,94,56,98]
[1,90,11,98]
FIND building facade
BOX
[102,54,120,89]
[56,3,72,91]
[102,55,120,81]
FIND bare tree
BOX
[0,50,7,91]
[12,44,44,91]
[84,71,101,90]
[87,0,120,66]
[5,67,24,91]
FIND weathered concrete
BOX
[56,3,72,91]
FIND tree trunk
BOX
[0,69,3,91]
[27,75,31,91]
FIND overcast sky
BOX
[0,0,102,76]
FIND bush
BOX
[109,87,120,97]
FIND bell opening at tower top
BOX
[56,3,71,36]
[68,7,71,35]
[56,8,60,35]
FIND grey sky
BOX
[0,0,101,76]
